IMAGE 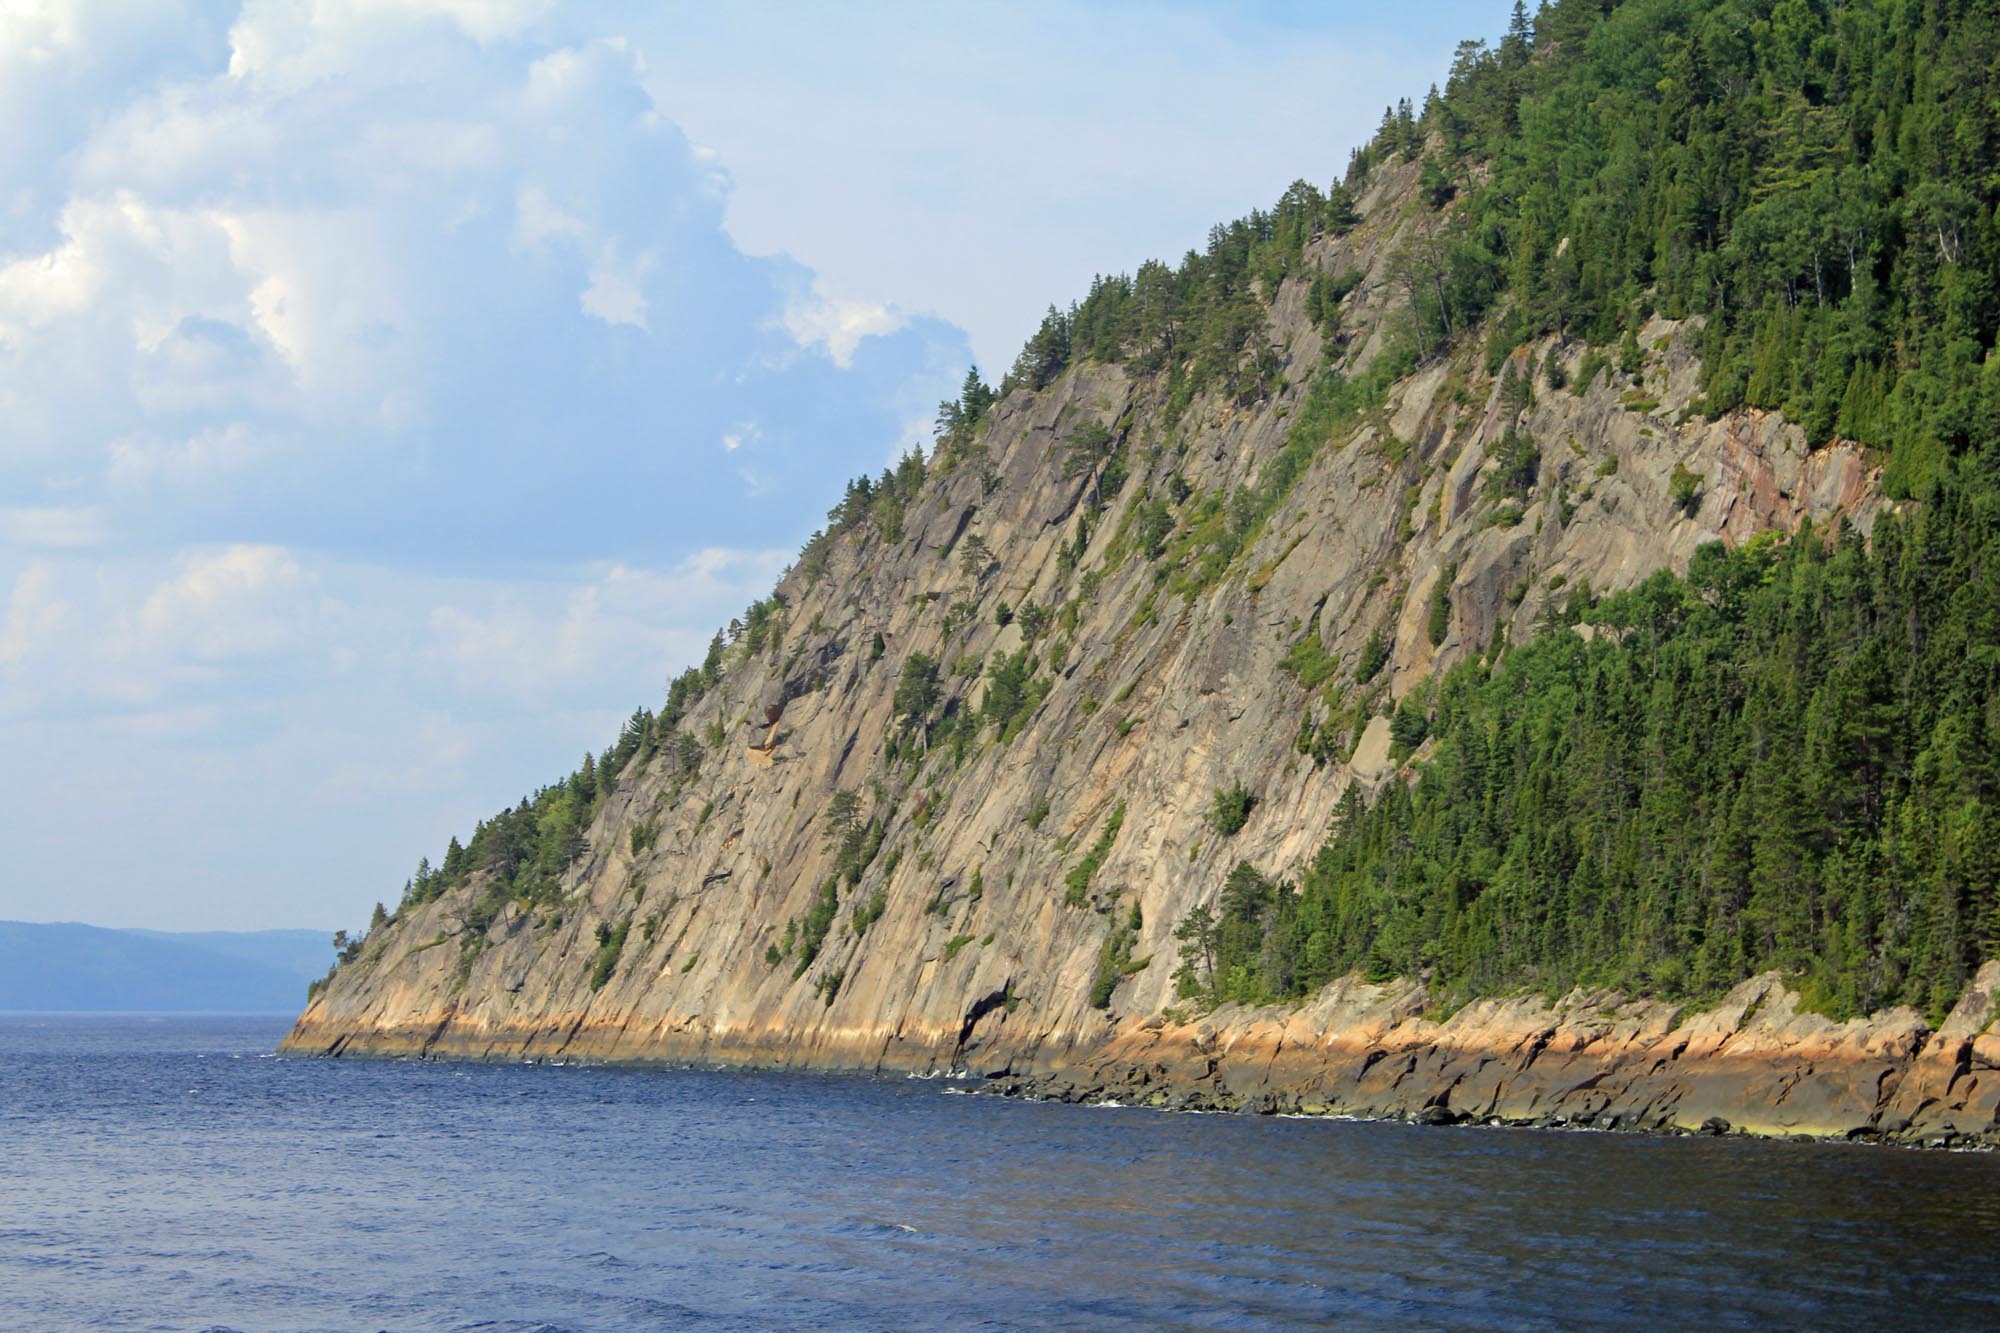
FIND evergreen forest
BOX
[1171,0,2000,1023]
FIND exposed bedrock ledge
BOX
[994,964,2000,1147]
[283,962,2000,1147]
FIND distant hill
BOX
[0,922,333,1012]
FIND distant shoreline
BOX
[0,921,332,1013]
[0,1009,301,1018]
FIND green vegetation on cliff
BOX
[1167,0,2000,1023]
[1458,0,2000,499]
[1044,0,2000,501]
[397,709,658,923]
[1178,468,2000,1020]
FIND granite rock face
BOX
[285,157,1974,1142]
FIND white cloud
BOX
[419,545,788,705]
[638,2,1500,373]
[71,85,283,200]
[213,206,414,407]
[0,2,224,251]
[0,192,286,455]
[139,543,308,660]
[514,183,587,246]
[0,1,973,937]
[0,233,101,333]
[0,561,67,665]
[523,36,645,117]
[224,0,555,88]
[107,423,266,487]
[0,2,964,548]
[0,538,784,728]
[580,249,654,328]
[411,0,556,45]
[781,281,906,367]
[0,506,106,550]
[0,0,84,61]
[357,116,505,176]
[3,21,671,474]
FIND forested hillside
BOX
[1178,487,2000,1022]
[299,0,1998,1097]
[1160,0,2000,1024]
[1047,0,2000,494]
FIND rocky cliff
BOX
[283,153,1993,1145]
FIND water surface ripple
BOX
[3,1015,1995,1330]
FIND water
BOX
[4,1015,1997,1331]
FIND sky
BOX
[0,0,1504,934]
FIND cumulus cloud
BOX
[0,212,107,332]
[0,561,67,665]
[579,250,655,328]
[0,534,795,926]
[514,184,587,246]
[138,544,307,660]
[0,1,971,930]
[0,0,1481,935]
[782,282,908,367]
[0,2,965,567]
[0,506,107,549]
[635,0,1501,373]
[107,422,267,487]
[1,540,787,725]
[419,547,790,707]
[222,0,556,88]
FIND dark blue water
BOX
[4,1016,1997,1331]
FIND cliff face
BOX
[283,157,1990,1144]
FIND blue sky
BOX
[0,0,1504,932]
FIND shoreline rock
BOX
[282,961,2000,1149]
